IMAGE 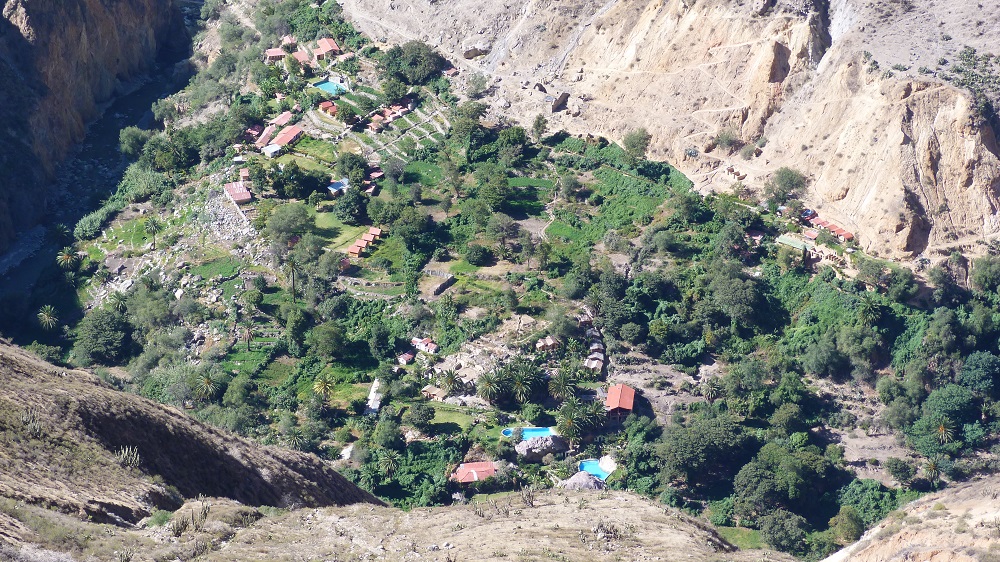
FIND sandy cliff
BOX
[341,0,1000,258]
[0,0,186,252]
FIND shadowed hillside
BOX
[0,341,382,541]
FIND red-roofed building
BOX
[281,35,297,47]
[411,337,439,354]
[450,461,499,484]
[605,383,635,420]
[272,125,303,147]
[814,219,830,228]
[829,225,845,236]
[362,232,376,243]
[270,111,293,126]
[293,49,312,66]
[264,48,286,63]
[223,181,253,205]
[841,231,855,241]
[318,101,337,116]
[315,37,341,59]
[398,351,415,365]
[803,229,819,240]
[255,124,277,148]
[368,227,383,239]
[348,244,363,258]
[337,52,356,63]
[239,167,250,181]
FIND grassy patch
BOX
[259,357,297,387]
[221,348,272,378]
[295,137,339,163]
[545,220,585,242]
[313,211,367,249]
[716,527,764,550]
[404,161,442,186]
[189,256,242,279]
[276,153,333,175]
[449,260,481,275]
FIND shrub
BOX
[465,244,492,266]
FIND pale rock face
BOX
[0,0,186,251]
[339,0,1000,258]
[514,434,568,461]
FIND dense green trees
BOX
[73,308,131,365]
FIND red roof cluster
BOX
[807,216,854,242]
[315,37,341,57]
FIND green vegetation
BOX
[8,1,1000,558]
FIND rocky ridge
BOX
[339,0,1000,259]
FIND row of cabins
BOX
[347,226,385,258]
[366,99,416,133]
[264,36,346,67]
[804,215,855,242]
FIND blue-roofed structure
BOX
[327,178,350,196]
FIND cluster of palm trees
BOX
[475,357,544,405]
[554,396,606,449]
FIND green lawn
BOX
[295,137,339,163]
[221,348,273,378]
[426,402,476,430]
[404,161,442,186]
[544,220,585,242]
[314,211,368,250]
[715,527,764,550]
[276,153,333,175]
[259,358,296,387]
[449,260,480,275]
[189,256,242,279]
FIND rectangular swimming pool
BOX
[502,427,554,440]
[315,80,346,95]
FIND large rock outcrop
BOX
[514,434,569,461]
[0,0,187,252]
[339,0,1000,259]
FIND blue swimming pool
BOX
[579,459,611,480]
[501,427,555,440]
[315,80,346,95]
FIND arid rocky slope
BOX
[0,0,186,252]
[341,0,1000,258]
[0,341,382,546]
[823,475,1000,562]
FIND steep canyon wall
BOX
[340,0,1000,258]
[0,0,186,252]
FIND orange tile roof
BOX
[271,125,303,146]
[316,37,340,55]
[450,461,499,483]
[605,383,635,411]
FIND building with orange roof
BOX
[605,383,635,420]
[450,461,500,484]
[315,37,341,59]
[264,48,286,63]
[271,125,303,147]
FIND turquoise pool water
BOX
[501,427,554,440]
[579,459,610,480]
[315,80,346,95]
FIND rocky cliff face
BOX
[0,0,186,252]
[340,0,1000,258]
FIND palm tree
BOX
[924,456,943,483]
[144,217,162,250]
[243,323,254,351]
[359,464,379,491]
[702,377,723,404]
[858,294,882,328]
[108,291,128,313]
[583,400,607,429]
[556,397,584,449]
[548,368,577,402]
[440,369,460,395]
[935,417,955,444]
[377,449,401,477]
[476,371,503,404]
[195,375,218,401]
[50,223,71,243]
[510,368,537,404]
[36,305,59,331]
[56,247,77,270]
[313,372,333,400]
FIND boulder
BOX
[557,471,605,490]
[515,435,568,462]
